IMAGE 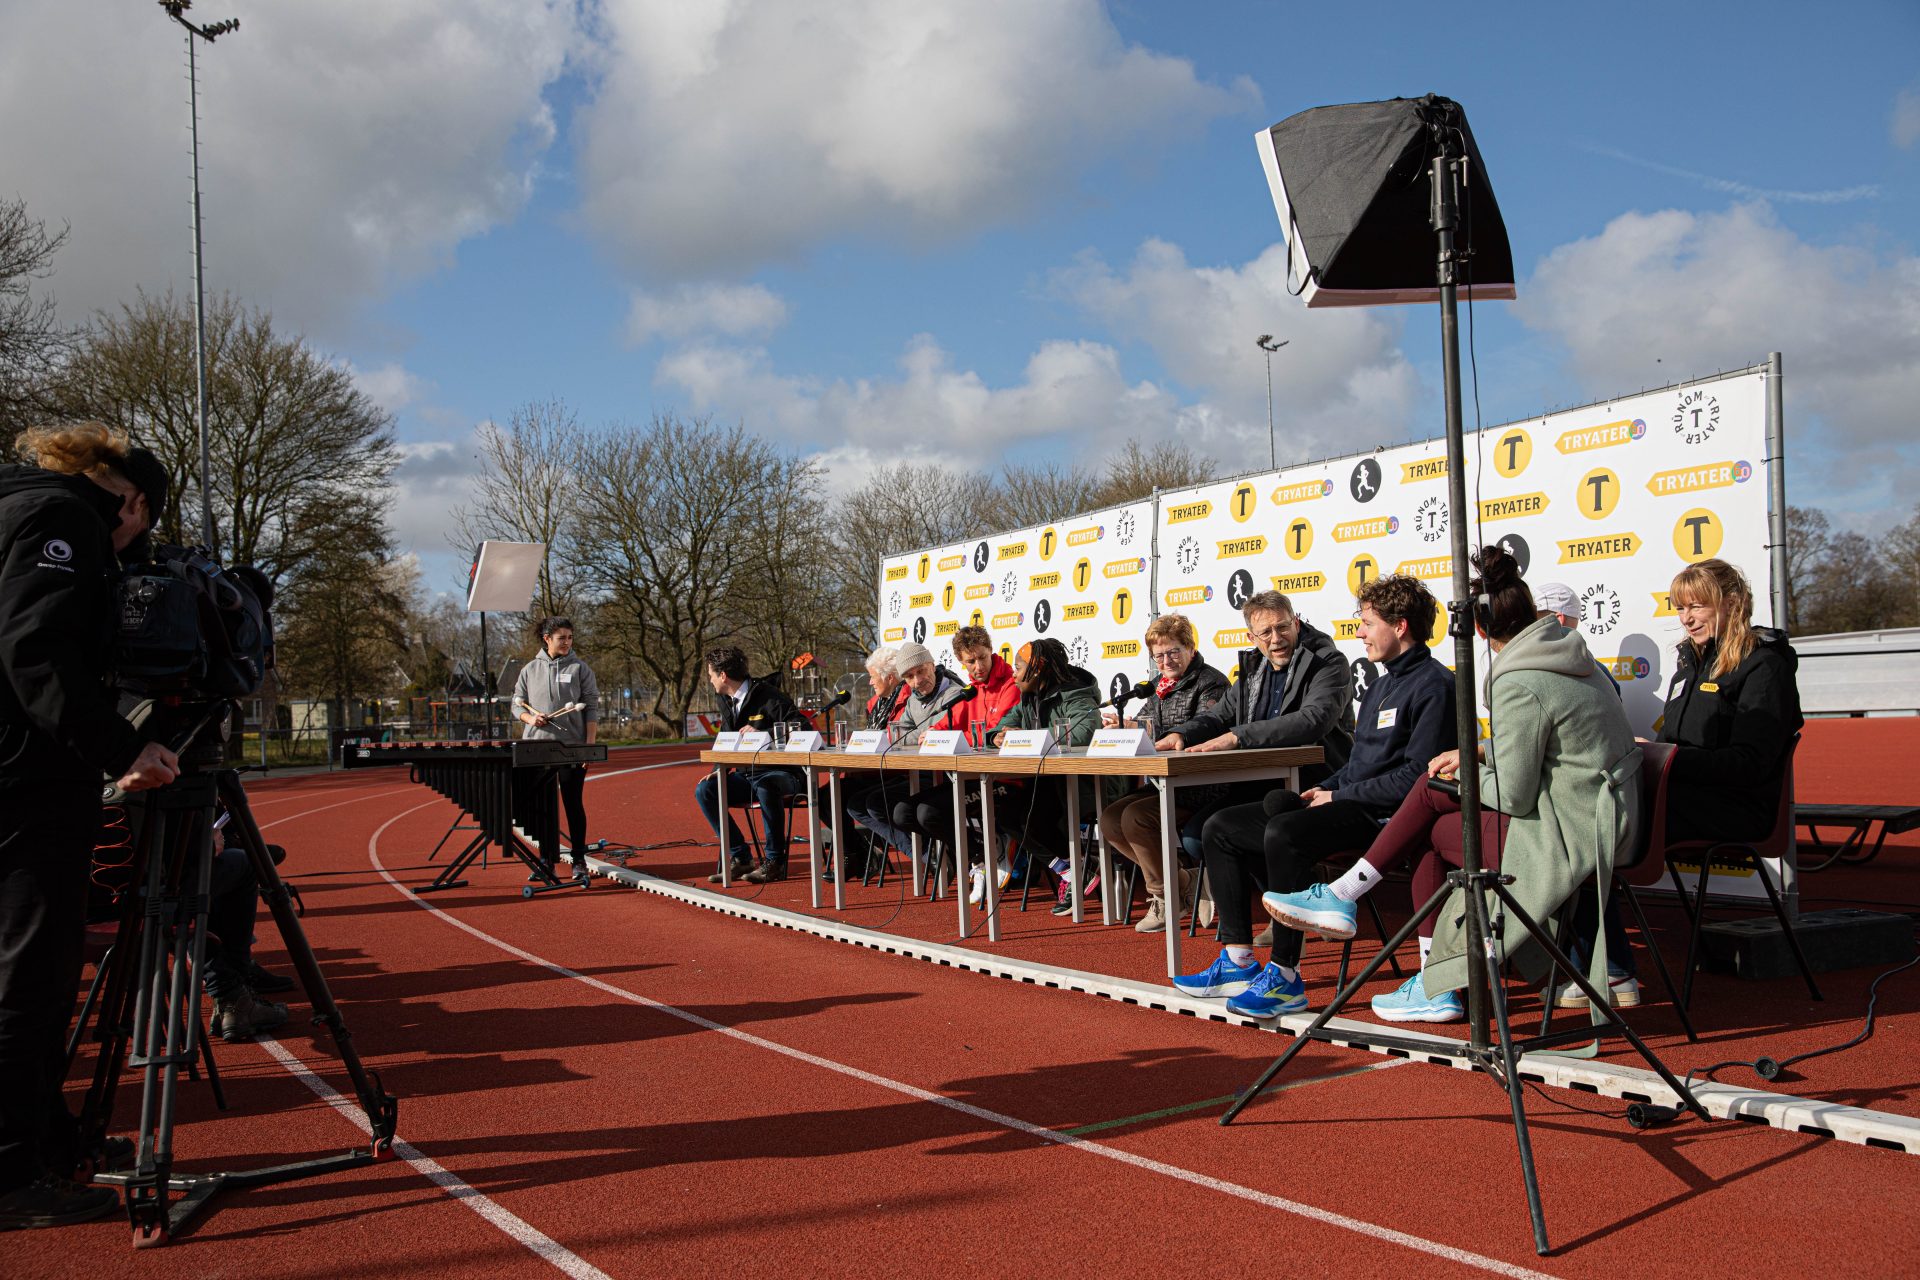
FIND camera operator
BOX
[0,423,180,1229]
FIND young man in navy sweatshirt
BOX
[1175,574,1457,1017]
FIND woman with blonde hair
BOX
[1095,612,1228,931]
[1656,558,1802,842]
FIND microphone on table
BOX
[1099,679,1155,710]
[823,688,853,710]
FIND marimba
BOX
[342,739,609,896]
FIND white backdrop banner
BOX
[874,365,1779,898]
[877,499,1159,704]
[1153,368,1772,736]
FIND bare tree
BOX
[452,397,584,623]
[1091,438,1216,508]
[50,290,397,588]
[274,548,414,723]
[1783,505,1833,635]
[572,415,797,733]
[0,197,70,439]
[982,460,1101,529]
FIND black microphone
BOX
[823,688,853,710]
[1100,678,1155,710]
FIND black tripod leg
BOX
[218,772,398,1152]
[1222,882,1453,1125]
[1475,891,1551,1255]
[1495,885,1710,1122]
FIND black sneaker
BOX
[246,962,296,994]
[708,856,753,884]
[744,861,787,884]
[212,988,290,1043]
[0,1174,119,1230]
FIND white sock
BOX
[1418,935,1433,965]
[1329,861,1384,902]
[1274,964,1298,982]
[1225,946,1257,967]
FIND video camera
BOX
[114,544,274,700]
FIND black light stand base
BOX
[1220,868,1709,1256]
[97,1149,381,1247]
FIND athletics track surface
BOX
[21,717,1920,1278]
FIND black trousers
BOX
[1200,791,1380,962]
[0,779,99,1193]
[556,763,588,853]
[513,764,589,865]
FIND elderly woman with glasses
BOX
[1094,613,1231,932]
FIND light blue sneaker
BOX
[1261,884,1358,940]
[1370,973,1464,1023]
[1224,963,1308,1019]
[1171,949,1263,999]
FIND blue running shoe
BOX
[1370,974,1464,1023]
[1261,884,1357,941]
[1171,949,1263,999]
[1224,963,1308,1019]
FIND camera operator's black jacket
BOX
[0,466,147,786]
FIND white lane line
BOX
[253,785,418,831]
[353,802,1558,1280]
[255,1034,614,1280]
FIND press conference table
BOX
[698,744,1323,977]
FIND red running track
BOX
[22,736,1920,1277]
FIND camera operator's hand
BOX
[116,742,180,792]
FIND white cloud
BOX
[575,0,1257,278]
[1584,145,1878,205]
[1895,88,1920,150]
[349,362,432,414]
[1,1,579,335]
[1051,239,1423,457]
[645,235,1427,478]
[387,434,485,559]
[656,332,1195,467]
[625,282,789,345]
[1516,203,1920,519]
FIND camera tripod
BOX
[72,703,398,1246]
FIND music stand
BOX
[1223,96,1706,1256]
[466,540,545,739]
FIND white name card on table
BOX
[734,730,773,751]
[918,730,972,754]
[711,731,742,750]
[782,730,824,752]
[842,729,887,754]
[1088,727,1155,757]
[998,729,1055,756]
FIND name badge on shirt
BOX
[558,671,574,684]
[1698,681,1720,693]
[1376,706,1399,730]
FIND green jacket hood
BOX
[1492,616,1599,682]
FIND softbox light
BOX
[1256,94,1515,307]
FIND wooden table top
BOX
[698,744,1323,777]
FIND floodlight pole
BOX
[1256,335,1289,470]
[160,2,239,554]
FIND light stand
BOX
[1226,98,1707,1257]
[159,2,237,554]
[1256,335,1288,470]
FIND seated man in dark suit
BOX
[693,645,802,884]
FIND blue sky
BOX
[5,1,1917,592]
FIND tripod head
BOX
[104,697,238,806]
